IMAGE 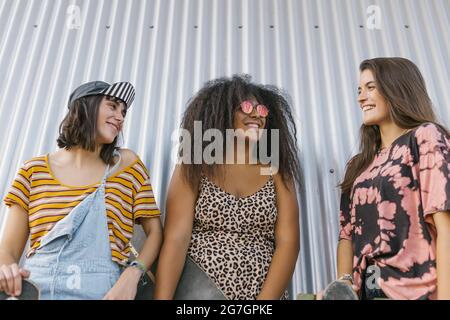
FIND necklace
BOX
[378,128,411,153]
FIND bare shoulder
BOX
[170,164,199,198]
[271,170,299,219]
[47,149,64,163]
[116,148,140,170]
[47,150,73,171]
[272,170,296,194]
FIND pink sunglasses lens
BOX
[241,101,253,114]
[257,105,269,117]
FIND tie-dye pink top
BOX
[339,123,450,300]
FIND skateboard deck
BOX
[0,279,40,300]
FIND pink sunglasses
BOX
[239,100,269,118]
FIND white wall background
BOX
[0,0,449,296]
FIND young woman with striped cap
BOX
[0,81,162,300]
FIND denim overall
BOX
[23,157,123,300]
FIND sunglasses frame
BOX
[239,100,269,118]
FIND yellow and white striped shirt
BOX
[3,155,160,264]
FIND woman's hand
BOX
[0,263,30,297]
[0,204,31,297]
[103,267,142,300]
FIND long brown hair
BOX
[340,57,447,194]
[180,74,302,191]
[57,95,123,164]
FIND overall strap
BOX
[100,149,122,185]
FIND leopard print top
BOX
[187,174,288,300]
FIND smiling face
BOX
[358,69,391,126]
[233,96,267,142]
[96,96,126,145]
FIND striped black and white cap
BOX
[68,81,135,109]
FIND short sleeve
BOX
[132,162,161,223]
[415,123,450,216]
[339,191,353,241]
[3,162,32,212]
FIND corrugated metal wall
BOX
[0,0,449,297]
